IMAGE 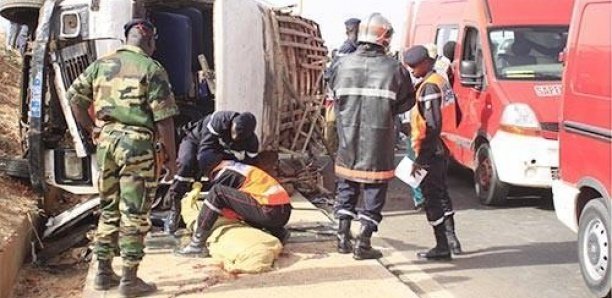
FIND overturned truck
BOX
[0,0,329,201]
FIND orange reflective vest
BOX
[213,161,290,206]
[410,73,457,157]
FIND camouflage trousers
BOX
[94,124,157,267]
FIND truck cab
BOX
[403,0,573,205]
[0,0,328,198]
[552,0,611,296]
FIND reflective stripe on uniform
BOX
[335,164,395,181]
[429,216,445,226]
[337,209,358,219]
[173,175,195,183]
[335,88,397,100]
[358,214,380,226]
[206,111,220,135]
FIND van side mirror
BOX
[460,60,483,88]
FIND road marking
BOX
[378,249,456,298]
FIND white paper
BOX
[395,156,428,188]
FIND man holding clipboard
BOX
[403,45,462,261]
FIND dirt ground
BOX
[0,33,89,298]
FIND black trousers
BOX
[421,155,455,226]
[167,138,200,203]
[196,184,292,232]
[334,178,388,231]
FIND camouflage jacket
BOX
[67,45,179,130]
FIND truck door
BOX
[454,25,488,167]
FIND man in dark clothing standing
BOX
[337,18,361,56]
[328,13,415,260]
[404,45,462,261]
[164,111,259,234]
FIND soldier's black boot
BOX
[174,228,211,258]
[445,215,462,255]
[93,259,120,291]
[417,223,452,260]
[353,224,383,260]
[118,265,157,297]
[337,219,352,254]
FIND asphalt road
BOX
[374,160,593,298]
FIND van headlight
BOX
[499,103,541,136]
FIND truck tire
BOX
[474,143,509,205]
[578,199,611,298]
[0,0,43,24]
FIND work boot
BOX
[353,224,383,260]
[337,219,352,254]
[93,259,120,291]
[164,192,182,235]
[174,229,211,258]
[118,265,157,297]
[417,223,452,261]
[445,215,462,255]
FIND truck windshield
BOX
[489,27,568,80]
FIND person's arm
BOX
[67,62,97,137]
[394,66,416,114]
[414,84,443,166]
[147,64,180,180]
[196,121,225,177]
[244,136,260,165]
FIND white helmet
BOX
[357,13,394,48]
[424,43,438,59]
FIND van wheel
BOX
[0,0,43,23]
[578,199,611,298]
[474,143,509,205]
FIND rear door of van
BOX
[560,0,612,192]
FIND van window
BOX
[572,3,611,97]
[435,26,459,56]
[488,27,568,80]
[461,27,483,74]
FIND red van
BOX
[552,0,611,296]
[402,0,573,205]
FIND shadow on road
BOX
[391,241,578,274]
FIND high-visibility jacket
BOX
[212,161,290,206]
[410,71,458,165]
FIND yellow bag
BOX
[207,221,283,274]
[180,182,203,232]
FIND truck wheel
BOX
[0,0,43,23]
[578,199,611,298]
[474,143,509,205]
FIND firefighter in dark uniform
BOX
[164,111,259,234]
[328,13,415,260]
[404,45,462,260]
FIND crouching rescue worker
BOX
[68,19,178,296]
[176,160,292,257]
[403,45,462,260]
[328,13,415,260]
[164,111,259,235]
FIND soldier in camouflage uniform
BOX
[68,19,178,297]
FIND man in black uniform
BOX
[329,13,415,260]
[404,45,462,260]
[164,111,259,234]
